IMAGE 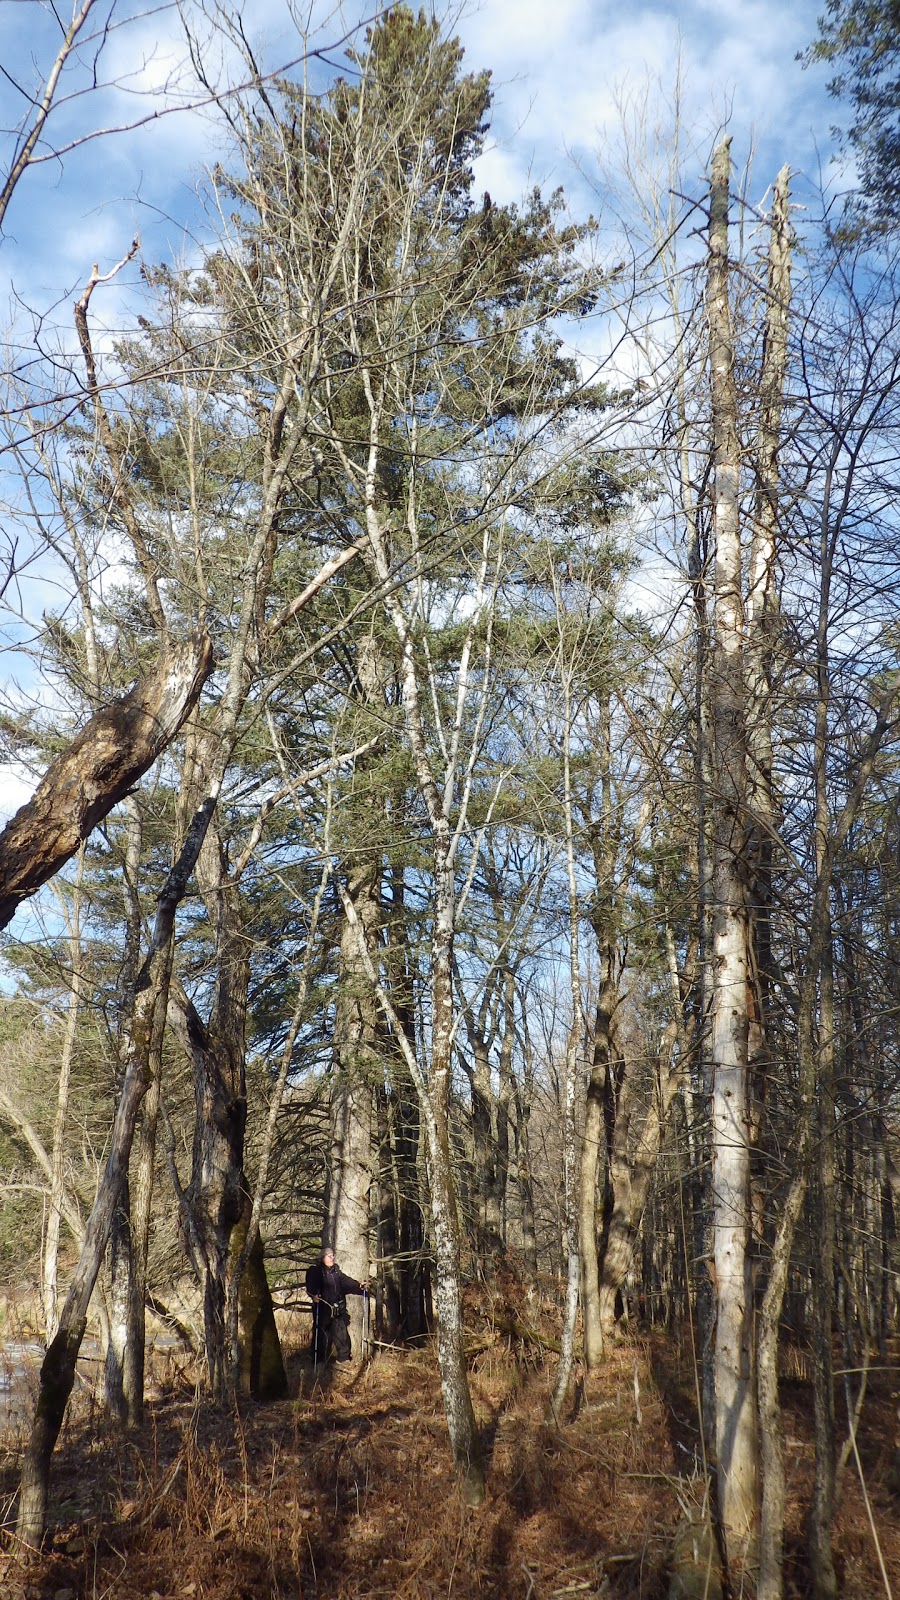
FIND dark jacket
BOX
[305,1258,365,1313]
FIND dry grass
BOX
[1,1307,898,1600]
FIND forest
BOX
[1,3,899,1597]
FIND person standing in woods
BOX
[306,1247,366,1363]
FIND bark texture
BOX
[580,964,616,1365]
[0,632,213,928]
[707,136,759,1565]
[327,857,380,1359]
[228,1194,289,1399]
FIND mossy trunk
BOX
[669,1517,724,1600]
[228,1195,288,1400]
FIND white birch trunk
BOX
[707,136,759,1566]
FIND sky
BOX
[0,0,839,827]
[0,0,836,303]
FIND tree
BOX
[809,0,900,231]
[0,633,212,929]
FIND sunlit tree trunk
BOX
[746,163,791,1209]
[327,856,380,1360]
[104,798,143,1424]
[0,636,210,930]
[745,163,793,1600]
[706,136,759,1567]
[579,696,618,1367]
[548,652,583,1424]
[43,848,87,1344]
[426,872,485,1500]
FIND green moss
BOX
[229,1201,288,1401]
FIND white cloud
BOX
[459,0,829,213]
[0,0,842,751]
[0,760,37,825]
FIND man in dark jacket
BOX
[305,1247,366,1363]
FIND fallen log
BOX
[668,1515,723,1600]
[497,1311,561,1353]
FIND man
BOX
[305,1246,366,1364]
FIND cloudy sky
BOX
[0,0,838,827]
[0,0,837,303]
[463,0,832,208]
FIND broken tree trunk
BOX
[0,632,213,929]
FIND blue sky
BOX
[1,0,836,302]
[0,0,839,829]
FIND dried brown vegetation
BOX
[2,1306,898,1600]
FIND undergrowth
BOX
[0,1288,897,1598]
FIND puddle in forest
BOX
[0,1338,104,1435]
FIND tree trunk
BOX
[548,1011,581,1424]
[516,1025,540,1281]
[43,850,86,1341]
[580,966,615,1366]
[123,1065,161,1426]
[495,968,515,1252]
[167,790,284,1401]
[596,1029,685,1346]
[809,932,838,1599]
[105,797,143,1423]
[682,343,718,1457]
[326,857,379,1360]
[707,136,758,1567]
[427,884,485,1502]
[15,790,215,1545]
[459,977,505,1274]
[0,632,212,928]
[375,1083,402,1341]
[104,1178,132,1423]
[339,856,483,1498]
[228,1190,288,1400]
[746,165,791,1282]
[171,847,250,1398]
[396,1071,429,1339]
[385,878,429,1339]
[549,654,584,1425]
[424,1085,484,1503]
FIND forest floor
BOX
[1,1288,898,1599]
